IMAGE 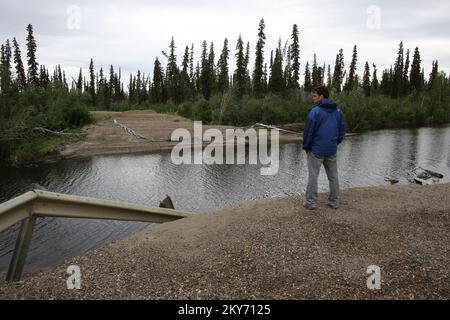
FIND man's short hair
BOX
[312,86,330,99]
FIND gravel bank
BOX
[0,183,449,299]
[45,110,301,162]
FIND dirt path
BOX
[49,110,302,161]
[1,183,448,299]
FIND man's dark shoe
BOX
[327,203,339,209]
[303,203,317,210]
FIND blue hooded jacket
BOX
[302,98,346,157]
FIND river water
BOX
[1,125,449,274]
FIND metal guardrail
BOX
[0,190,192,282]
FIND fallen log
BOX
[420,167,444,179]
[414,177,440,185]
[32,127,85,137]
[113,119,147,140]
[255,123,301,135]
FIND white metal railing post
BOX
[0,190,192,282]
[6,214,37,282]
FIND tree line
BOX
[1,21,450,164]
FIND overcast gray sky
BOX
[1,0,449,84]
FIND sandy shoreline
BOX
[0,183,448,299]
[38,110,303,163]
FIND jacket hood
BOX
[316,98,338,112]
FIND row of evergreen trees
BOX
[0,22,449,165]
[82,26,448,106]
[0,24,93,164]
[2,21,447,113]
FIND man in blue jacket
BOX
[302,86,346,210]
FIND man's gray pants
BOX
[305,151,340,208]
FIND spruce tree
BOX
[402,49,410,96]
[152,57,164,103]
[166,37,179,102]
[372,64,379,93]
[39,65,49,89]
[263,63,268,92]
[195,61,201,95]
[140,72,148,103]
[208,42,217,96]
[428,60,438,89]
[380,67,393,96]
[284,46,292,90]
[344,45,357,92]
[189,44,194,80]
[57,64,63,83]
[311,54,318,88]
[304,61,312,92]
[217,38,230,93]
[26,24,39,87]
[189,44,195,98]
[269,47,283,94]
[200,40,211,100]
[116,68,123,100]
[83,77,88,93]
[89,58,96,105]
[62,70,68,91]
[290,24,300,88]
[77,68,83,93]
[38,65,45,88]
[0,44,12,102]
[128,74,134,103]
[181,45,189,75]
[332,49,344,92]
[109,65,114,100]
[2,40,12,92]
[253,18,266,97]
[409,47,422,92]
[362,62,371,97]
[244,41,251,94]
[392,41,404,98]
[267,50,273,90]
[317,64,324,86]
[98,67,110,108]
[234,35,246,98]
[12,38,27,91]
[180,45,191,101]
[136,70,142,104]
[326,65,332,89]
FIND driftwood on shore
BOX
[253,123,357,137]
[420,167,444,179]
[113,119,148,140]
[32,127,85,137]
[413,167,444,185]
[255,123,302,135]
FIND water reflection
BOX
[0,125,449,273]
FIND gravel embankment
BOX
[0,183,449,299]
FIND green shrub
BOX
[64,106,93,128]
